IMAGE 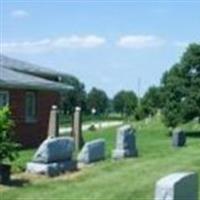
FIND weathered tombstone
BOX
[78,139,105,164]
[26,137,77,176]
[32,137,74,163]
[155,172,198,200]
[172,128,186,147]
[73,107,84,151]
[48,105,59,138]
[112,125,138,159]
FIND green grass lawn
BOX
[1,116,200,200]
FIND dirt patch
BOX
[0,169,87,192]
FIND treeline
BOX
[61,43,200,127]
[136,43,200,127]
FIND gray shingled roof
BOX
[0,54,66,80]
[0,54,72,91]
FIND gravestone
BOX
[48,105,59,137]
[78,139,105,164]
[172,128,186,147]
[73,107,84,151]
[155,172,198,200]
[26,137,76,176]
[32,137,74,163]
[112,125,138,159]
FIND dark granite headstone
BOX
[172,128,186,147]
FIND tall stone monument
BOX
[73,107,84,151]
[48,105,59,138]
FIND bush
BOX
[134,105,146,121]
[0,107,19,164]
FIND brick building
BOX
[0,55,72,148]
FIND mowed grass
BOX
[1,116,200,200]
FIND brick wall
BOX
[0,88,60,148]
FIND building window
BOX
[0,91,9,107]
[25,92,37,122]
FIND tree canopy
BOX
[135,86,163,120]
[113,90,138,116]
[87,87,109,114]
[161,43,200,127]
[61,76,87,114]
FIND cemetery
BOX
[0,48,200,200]
[0,2,200,199]
[0,107,200,199]
[0,44,199,200]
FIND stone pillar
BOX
[73,107,84,151]
[155,172,198,200]
[70,114,74,137]
[48,105,59,138]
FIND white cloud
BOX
[117,35,165,48]
[1,35,106,54]
[53,35,105,48]
[11,9,29,18]
[173,41,190,48]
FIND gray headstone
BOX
[78,139,105,164]
[26,160,77,177]
[112,125,138,159]
[32,137,75,163]
[155,172,198,200]
[172,128,186,147]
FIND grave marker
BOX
[172,128,186,147]
[155,172,198,200]
[48,105,59,138]
[73,107,84,151]
[112,125,138,159]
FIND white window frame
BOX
[0,91,9,107]
[25,92,37,123]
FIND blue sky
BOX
[1,1,200,97]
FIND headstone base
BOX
[26,160,77,177]
[112,149,138,160]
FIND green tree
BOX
[113,90,138,116]
[0,107,19,164]
[61,77,87,114]
[87,87,109,114]
[141,86,163,116]
[161,43,200,127]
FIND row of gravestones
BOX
[26,125,137,175]
[26,125,197,200]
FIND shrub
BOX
[0,107,19,164]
